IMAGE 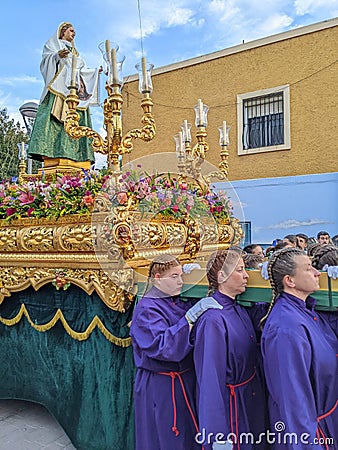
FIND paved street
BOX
[0,399,76,449]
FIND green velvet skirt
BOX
[0,284,136,450]
[28,91,95,163]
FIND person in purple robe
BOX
[193,247,269,450]
[130,254,222,450]
[260,247,338,450]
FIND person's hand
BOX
[58,48,70,59]
[322,264,338,279]
[258,261,269,280]
[182,263,201,274]
[186,297,222,324]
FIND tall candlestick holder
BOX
[64,41,156,176]
[175,100,231,184]
[17,142,28,184]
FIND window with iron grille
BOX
[237,85,290,155]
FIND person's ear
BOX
[154,273,161,280]
[217,270,226,284]
[284,274,295,288]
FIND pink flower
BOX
[117,192,128,205]
[18,191,35,205]
[6,207,17,216]
[83,194,94,206]
[172,205,179,213]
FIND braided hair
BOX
[307,242,321,257]
[206,246,243,295]
[311,244,338,269]
[142,254,181,296]
[260,247,304,328]
[243,253,265,269]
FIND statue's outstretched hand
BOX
[58,49,70,59]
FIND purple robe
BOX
[261,293,338,450]
[130,286,201,450]
[193,290,269,450]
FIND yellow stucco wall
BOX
[121,20,338,181]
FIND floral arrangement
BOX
[0,168,233,223]
[52,269,71,291]
[103,168,233,223]
[0,170,109,222]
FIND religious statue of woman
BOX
[28,22,100,168]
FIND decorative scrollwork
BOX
[121,113,156,154]
[0,228,17,251]
[57,225,94,252]
[20,226,54,251]
[0,266,135,313]
[183,215,201,258]
[64,93,107,154]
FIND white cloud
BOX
[0,75,40,87]
[259,13,294,34]
[294,0,338,16]
[208,0,240,22]
[166,7,194,26]
[267,218,331,230]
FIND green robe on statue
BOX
[28,91,95,163]
[28,22,100,164]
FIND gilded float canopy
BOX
[0,168,243,312]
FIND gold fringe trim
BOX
[0,304,132,348]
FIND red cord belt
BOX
[226,368,257,450]
[158,368,200,438]
[316,400,337,450]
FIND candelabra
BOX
[174,100,231,183]
[17,142,28,184]
[64,40,156,175]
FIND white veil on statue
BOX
[40,22,99,111]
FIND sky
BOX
[1,0,338,128]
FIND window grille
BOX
[242,92,284,150]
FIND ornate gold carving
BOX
[0,213,242,312]
[121,96,156,153]
[20,226,54,251]
[0,266,135,313]
[0,228,17,251]
[57,224,94,252]
[0,218,96,253]
[64,91,107,154]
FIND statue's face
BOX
[61,26,76,43]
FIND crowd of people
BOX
[244,231,338,270]
[130,231,337,450]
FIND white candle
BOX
[179,131,184,152]
[105,39,111,55]
[111,48,118,85]
[198,99,203,126]
[183,120,189,141]
[141,56,149,92]
[105,40,113,83]
[21,142,25,160]
[222,121,227,145]
[71,46,77,87]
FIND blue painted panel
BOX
[214,172,338,244]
